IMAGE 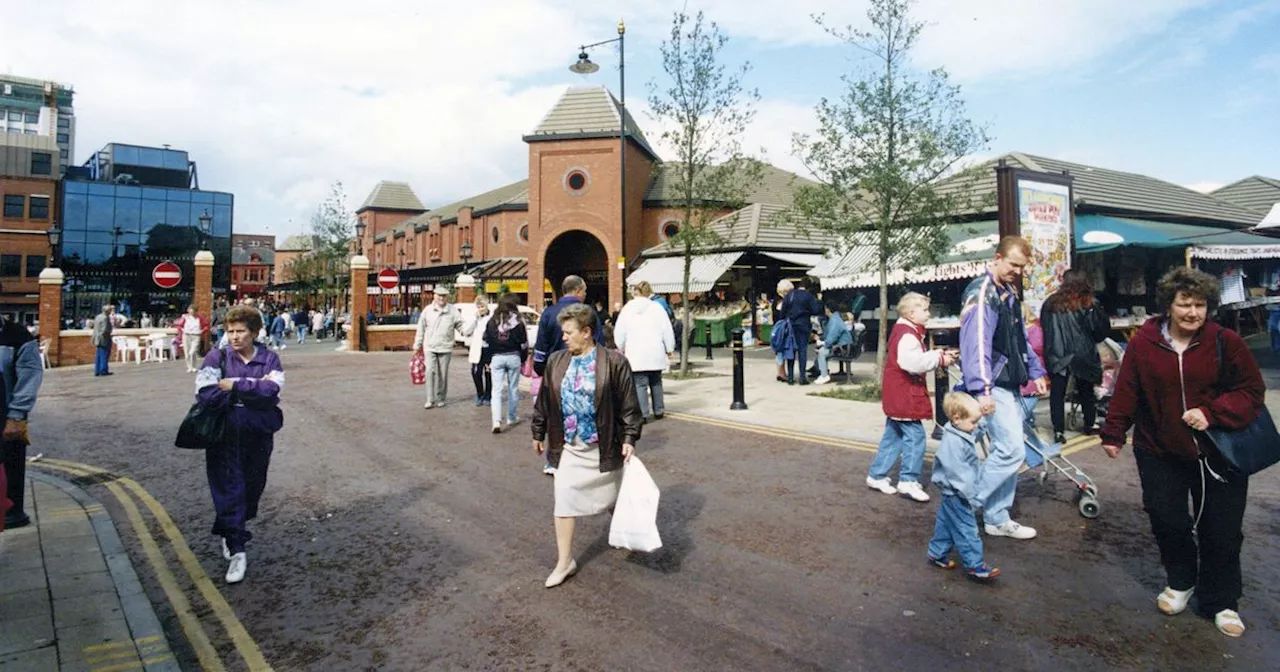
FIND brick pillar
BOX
[456,273,477,304]
[38,268,64,367]
[349,255,370,352]
[194,250,215,351]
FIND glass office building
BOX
[60,143,232,325]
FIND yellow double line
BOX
[33,457,272,672]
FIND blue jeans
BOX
[490,353,521,424]
[816,345,831,377]
[1269,309,1280,353]
[976,387,1026,526]
[94,346,111,375]
[928,494,986,570]
[785,336,810,382]
[296,326,307,344]
[869,418,926,483]
[634,370,665,417]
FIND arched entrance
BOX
[543,230,609,307]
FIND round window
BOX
[491,226,500,244]
[563,169,589,194]
[661,221,681,240]
[518,224,530,243]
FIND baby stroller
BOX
[1064,338,1124,431]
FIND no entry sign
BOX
[377,267,400,291]
[152,261,183,289]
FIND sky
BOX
[6,0,1279,240]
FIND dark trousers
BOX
[471,363,491,401]
[785,338,811,382]
[94,346,111,375]
[1049,372,1096,433]
[1134,447,1249,615]
[206,430,275,553]
[2,439,28,527]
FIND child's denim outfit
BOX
[928,423,986,570]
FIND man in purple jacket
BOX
[959,236,1047,540]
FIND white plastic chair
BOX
[149,335,175,362]
[125,337,147,364]
[113,336,129,363]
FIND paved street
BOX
[20,341,1280,670]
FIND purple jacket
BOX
[959,271,1045,395]
[195,346,285,435]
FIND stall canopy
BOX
[810,221,998,290]
[626,252,741,294]
[756,251,828,269]
[1075,214,1271,252]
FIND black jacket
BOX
[532,346,643,473]
[1041,298,1108,383]
[482,315,528,361]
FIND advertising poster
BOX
[1017,179,1072,315]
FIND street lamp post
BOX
[570,19,626,303]
[459,239,473,273]
[46,224,61,267]
[354,219,367,256]
[198,209,213,251]
[398,248,406,311]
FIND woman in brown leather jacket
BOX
[532,303,644,588]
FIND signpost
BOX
[152,261,182,289]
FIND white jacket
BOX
[413,303,470,353]
[614,296,675,372]
[467,313,491,364]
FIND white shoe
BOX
[545,559,578,588]
[1157,586,1194,615]
[1215,609,1245,637]
[507,417,521,428]
[813,376,831,385]
[221,538,231,561]
[225,552,246,584]
[866,476,897,495]
[543,464,557,476]
[424,402,435,409]
[984,520,1037,539]
[280,344,286,350]
[896,481,931,502]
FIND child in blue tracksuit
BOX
[928,392,1000,581]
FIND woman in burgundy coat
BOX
[1100,267,1265,638]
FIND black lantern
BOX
[459,239,473,272]
[46,224,61,266]
[355,219,367,255]
[198,209,213,251]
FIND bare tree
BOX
[647,10,766,374]
[792,0,989,375]
[291,182,355,305]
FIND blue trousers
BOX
[94,346,111,375]
[928,494,986,570]
[1269,309,1280,353]
[206,429,274,553]
[976,387,1025,526]
[869,419,926,483]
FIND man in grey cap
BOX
[413,286,472,408]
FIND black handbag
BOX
[175,349,228,450]
[1198,332,1280,476]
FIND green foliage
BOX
[791,0,990,374]
[808,381,882,402]
[647,10,766,374]
[289,182,355,298]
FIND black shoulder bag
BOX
[175,348,229,450]
[1198,332,1280,476]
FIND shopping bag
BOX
[174,403,228,450]
[409,351,426,386]
[609,457,663,552]
[521,356,534,378]
[530,373,542,398]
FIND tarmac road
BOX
[27,342,1280,670]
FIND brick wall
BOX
[366,325,416,351]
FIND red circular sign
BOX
[152,261,183,289]
[377,267,400,291]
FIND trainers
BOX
[966,563,1001,582]
[424,402,435,409]
[492,423,502,434]
[507,417,521,428]
[896,481,931,502]
[927,555,958,570]
[1156,586,1194,615]
[813,376,831,385]
[221,538,231,561]
[226,552,247,584]
[866,476,897,495]
[984,520,1037,539]
[543,464,557,476]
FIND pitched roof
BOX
[640,203,840,257]
[524,86,658,159]
[277,235,315,251]
[1211,176,1280,216]
[374,180,529,242]
[936,152,1263,227]
[644,162,818,207]
[358,181,426,213]
[231,246,275,265]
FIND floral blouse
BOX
[560,349,599,445]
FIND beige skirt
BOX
[554,440,623,517]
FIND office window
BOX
[24,113,38,123]
[25,255,46,277]
[57,117,70,129]
[56,133,69,143]
[29,196,50,220]
[3,195,24,218]
[60,149,68,161]
[0,255,20,277]
[23,129,36,136]
[31,152,52,175]
[6,111,20,121]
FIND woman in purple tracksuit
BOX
[196,305,285,584]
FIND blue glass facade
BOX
[60,180,233,323]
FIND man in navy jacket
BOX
[532,275,602,377]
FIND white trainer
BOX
[225,552,247,584]
[424,402,435,409]
[866,476,897,495]
[813,376,832,385]
[984,520,1037,539]
[543,464,557,476]
[896,481,931,502]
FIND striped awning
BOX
[626,252,741,294]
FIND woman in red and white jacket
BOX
[174,305,208,373]
[1101,267,1265,638]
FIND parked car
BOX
[453,302,540,347]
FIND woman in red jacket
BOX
[1101,267,1265,638]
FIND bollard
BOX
[730,328,748,410]
[3,441,30,528]
[704,322,714,361]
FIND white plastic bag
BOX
[609,457,663,552]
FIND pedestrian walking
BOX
[959,235,1047,540]
[532,275,601,474]
[311,310,325,341]
[484,294,529,432]
[294,309,309,344]
[1,314,44,529]
[195,305,284,584]
[268,313,286,350]
[928,392,1000,581]
[531,303,643,588]
[174,305,208,373]
[468,296,493,407]
[867,292,955,502]
[1100,267,1265,638]
[413,286,470,409]
[91,304,115,376]
[614,281,675,422]
[1041,269,1109,442]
